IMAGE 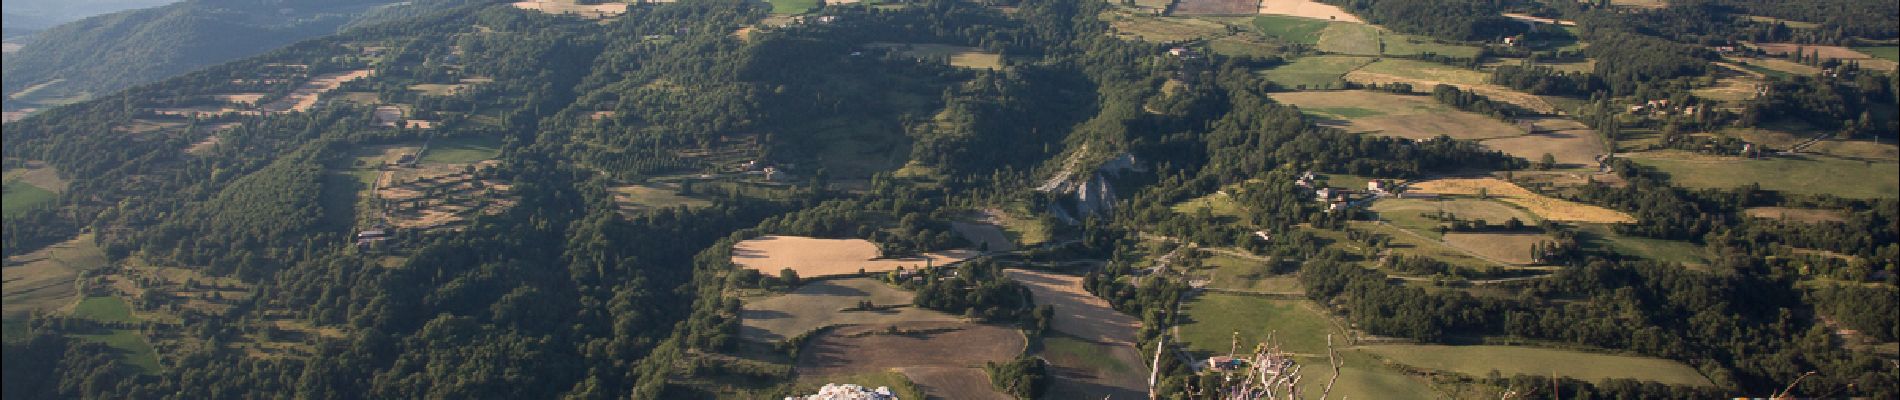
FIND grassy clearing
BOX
[1854,46,1899,61]
[1625,151,1898,199]
[73,296,138,323]
[609,184,711,211]
[1202,255,1300,293]
[1042,335,1133,373]
[731,236,977,277]
[1171,191,1247,220]
[1251,15,1331,45]
[1380,34,1483,58]
[1178,294,1341,356]
[1269,91,1523,140]
[1365,344,1714,386]
[767,0,821,14]
[1257,0,1364,22]
[72,329,162,373]
[2,179,57,217]
[1576,223,1706,267]
[419,135,502,164]
[1258,55,1374,89]
[1315,23,1379,55]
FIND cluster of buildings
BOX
[1626,98,1699,116]
[1297,172,1394,212]
[786,383,897,400]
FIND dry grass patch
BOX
[1257,0,1363,22]
[739,277,959,343]
[1744,207,1846,224]
[795,321,1023,399]
[374,160,516,231]
[1005,269,1142,345]
[260,70,373,113]
[731,235,978,277]
[1105,13,1232,43]
[1409,178,1635,223]
[1442,232,1549,265]
[1478,118,1607,169]
[1270,91,1523,140]
[3,162,68,193]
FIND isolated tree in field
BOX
[779,267,800,286]
[1538,153,1557,170]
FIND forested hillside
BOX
[2,0,436,111]
[1,0,1895,399]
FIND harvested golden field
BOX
[1409,178,1635,223]
[738,277,959,343]
[1443,232,1549,265]
[1744,207,1847,224]
[1345,61,1558,114]
[730,235,977,277]
[1257,0,1363,22]
[510,0,628,19]
[1269,90,1523,140]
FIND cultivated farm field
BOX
[731,235,978,277]
[1371,197,1537,238]
[1478,117,1607,169]
[738,277,959,343]
[1625,151,1899,199]
[1257,55,1374,89]
[1270,90,1524,140]
[1364,344,1715,386]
